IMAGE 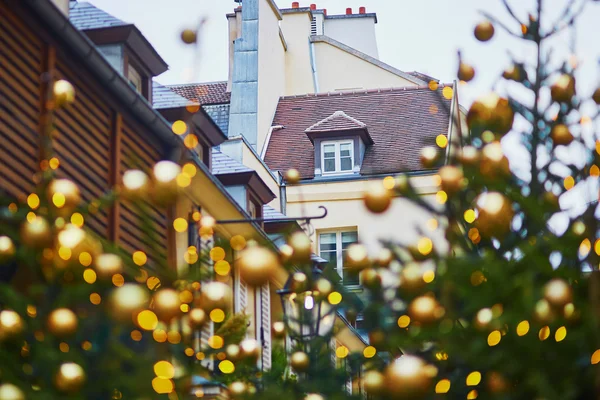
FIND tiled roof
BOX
[264,85,453,179]
[152,82,191,109]
[203,104,230,137]
[211,149,252,175]
[69,1,129,30]
[167,82,231,105]
[305,110,366,132]
[263,205,287,220]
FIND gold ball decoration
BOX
[439,166,465,196]
[384,355,435,399]
[151,161,182,207]
[226,344,241,361]
[57,224,102,260]
[55,362,86,393]
[534,299,556,324]
[47,179,80,216]
[363,370,386,396]
[458,146,480,167]
[290,351,310,372]
[21,217,52,249]
[400,263,426,292]
[228,381,247,398]
[285,168,301,184]
[152,289,182,321]
[181,29,197,44]
[200,282,232,312]
[360,268,381,290]
[188,308,206,327]
[474,20,495,42]
[467,93,514,135]
[47,308,78,337]
[0,236,16,263]
[288,231,312,263]
[543,278,572,307]
[0,310,24,340]
[408,296,444,324]
[503,65,523,82]
[480,141,510,179]
[0,383,25,400]
[593,87,600,105]
[550,74,576,103]
[550,124,573,146]
[108,283,150,321]
[122,169,150,200]
[53,79,76,108]
[345,243,370,271]
[364,182,392,214]
[94,253,123,279]
[458,62,475,82]
[272,321,286,339]
[420,146,439,168]
[314,278,333,298]
[486,371,509,394]
[474,192,514,239]
[304,394,325,400]
[238,246,281,286]
[239,338,261,361]
[369,330,386,347]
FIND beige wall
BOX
[281,12,316,96]
[240,138,282,211]
[323,17,379,59]
[314,42,417,92]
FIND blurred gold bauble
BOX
[400,263,426,292]
[201,282,232,311]
[467,93,514,135]
[503,65,523,82]
[486,371,509,393]
[285,168,301,184]
[47,308,78,337]
[53,79,75,108]
[364,183,392,214]
[109,283,150,321]
[239,338,261,361]
[474,192,514,239]
[0,383,25,400]
[21,217,52,249]
[458,62,475,82]
[47,179,80,216]
[279,243,294,263]
[94,253,123,279]
[384,355,434,399]
[480,141,510,179]
[439,166,464,196]
[543,278,572,307]
[288,232,312,263]
[360,268,381,290]
[0,236,15,263]
[304,394,325,400]
[122,169,150,200]
[458,145,480,167]
[550,74,575,103]
[0,310,24,340]
[375,247,394,268]
[290,351,310,372]
[363,370,386,395]
[345,243,370,270]
[151,161,181,207]
[593,87,600,105]
[534,299,555,324]
[291,272,308,293]
[314,278,333,298]
[550,124,573,146]
[188,308,206,327]
[272,321,286,339]
[181,29,197,44]
[408,296,444,324]
[238,246,281,286]
[57,224,102,260]
[228,382,247,398]
[369,330,386,347]
[55,362,85,393]
[474,21,495,42]
[226,344,241,361]
[152,289,182,321]
[420,146,439,168]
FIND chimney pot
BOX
[359,6,366,14]
[292,1,299,8]
[310,3,316,10]
[323,8,327,15]
[346,7,352,15]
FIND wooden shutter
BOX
[235,266,248,314]
[260,282,272,370]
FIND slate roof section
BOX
[69,1,128,30]
[211,149,252,175]
[263,205,287,220]
[167,82,231,105]
[203,104,230,137]
[152,82,191,109]
[264,85,453,179]
[305,111,366,132]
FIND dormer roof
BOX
[69,1,127,30]
[305,110,373,145]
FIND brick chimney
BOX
[292,2,299,8]
[359,6,366,14]
[346,7,352,14]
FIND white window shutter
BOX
[199,233,214,369]
[260,282,272,370]
[330,337,337,367]
[235,266,248,314]
[346,364,353,394]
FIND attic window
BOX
[322,140,353,174]
[128,64,143,94]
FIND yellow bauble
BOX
[305,394,325,400]
[0,310,24,341]
[345,243,370,271]
[228,382,247,398]
[458,146,480,167]
[474,20,495,42]
[55,362,86,393]
[458,62,475,82]
[122,169,150,200]
[314,278,333,298]
[534,299,556,324]
[181,29,197,44]
[239,339,261,361]
[272,321,286,339]
[408,296,444,324]
[550,124,573,146]
[238,246,281,286]
[21,217,52,249]
[57,224,102,260]
[593,87,600,105]
[188,308,206,327]
[400,263,426,292]
[201,282,232,311]
[544,278,572,307]
[285,168,301,184]
[375,248,393,268]
[363,370,386,396]
[0,236,15,263]
[384,355,434,399]
[226,344,241,361]
[109,283,150,321]
[53,80,75,108]
[360,268,381,290]
[551,74,575,103]
[151,161,181,207]
[288,232,312,263]
[94,253,123,279]
[364,183,392,214]
[47,179,80,216]
[467,93,514,135]
[420,146,439,168]
[439,166,465,196]
[0,383,25,400]
[290,351,310,372]
[48,308,78,337]
[474,192,514,239]
[152,289,182,321]
[480,141,510,179]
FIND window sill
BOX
[342,285,363,292]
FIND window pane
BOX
[320,233,337,252]
[323,144,335,158]
[320,251,336,265]
[340,143,352,157]
[343,268,360,286]
[342,231,358,246]
[324,159,335,172]
[340,157,352,171]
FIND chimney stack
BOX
[359,6,366,14]
[323,8,327,15]
[292,2,299,8]
[346,7,352,15]
[310,3,316,10]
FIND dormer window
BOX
[128,64,143,94]
[322,140,354,174]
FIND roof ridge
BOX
[305,110,366,132]
[280,83,455,101]
[165,81,228,88]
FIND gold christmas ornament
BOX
[47,179,80,216]
[486,371,509,394]
[375,247,394,268]
[285,168,301,184]
[369,330,386,347]
[420,146,439,168]
[593,87,600,105]
[291,272,308,293]
[364,182,392,214]
[94,253,123,279]
[109,283,150,321]
[439,166,465,196]
[226,344,241,361]
[503,65,523,82]
[458,62,475,82]
[21,217,52,249]
[0,383,25,400]
[400,263,426,292]
[550,124,574,146]
[188,308,206,327]
[363,370,386,395]
[53,79,76,108]
[408,296,444,324]
[0,236,15,263]
[228,382,247,398]
[55,362,86,393]
[239,338,261,361]
[47,308,78,337]
[181,29,197,44]
[152,289,182,321]
[0,310,24,340]
[551,74,576,103]
[543,278,572,307]
[57,224,102,260]
[474,20,495,42]
[290,351,310,372]
[534,299,555,324]
[279,244,294,263]
[345,243,370,270]
[201,282,232,311]
[458,146,480,167]
[305,394,325,400]
[384,355,435,399]
[238,246,281,286]
[288,231,312,263]
[480,141,510,179]
[360,268,381,289]
[122,169,150,200]
[467,93,514,135]
[474,192,514,239]
[151,161,182,207]
[314,278,333,298]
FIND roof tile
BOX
[305,110,366,132]
[69,1,129,30]
[167,82,231,105]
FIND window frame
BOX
[318,229,360,287]
[320,140,354,175]
[127,63,143,94]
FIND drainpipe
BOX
[279,171,287,215]
[309,40,320,93]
